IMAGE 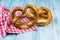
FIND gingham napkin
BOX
[0,4,37,37]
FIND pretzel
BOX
[37,7,52,26]
[11,4,38,29]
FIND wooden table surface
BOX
[0,0,60,40]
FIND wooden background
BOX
[0,0,60,40]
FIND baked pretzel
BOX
[11,4,38,29]
[37,7,52,26]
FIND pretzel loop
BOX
[11,7,24,28]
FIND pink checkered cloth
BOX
[0,4,37,37]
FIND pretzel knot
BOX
[11,4,52,29]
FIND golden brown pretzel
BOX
[11,4,38,29]
[37,7,52,26]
